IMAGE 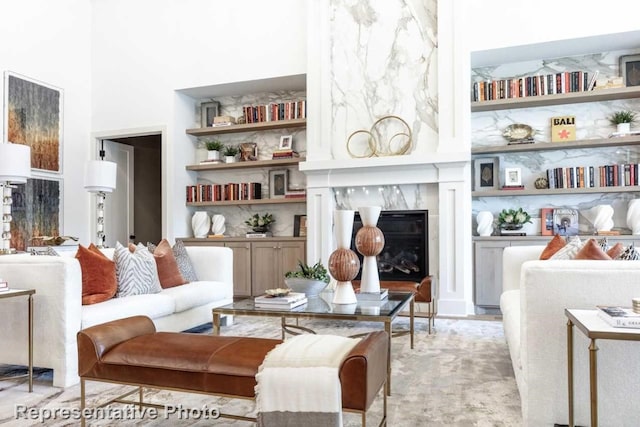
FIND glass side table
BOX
[0,288,35,392]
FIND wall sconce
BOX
[84,159,117,248]
[0,143,31,254]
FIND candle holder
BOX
[329,210,360,305]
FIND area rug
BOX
[0,317,522,426]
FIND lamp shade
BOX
[0,143,31,183]
[84,160,117,193]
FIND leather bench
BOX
[77,315,388,426]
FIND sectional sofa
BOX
[501,245,640,426]
[0,245,233,388]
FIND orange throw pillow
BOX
[607,242,624,259]
[539,234,566,260]
[574,239,612,260]
[152,239,187,288]
[76,244,117,305]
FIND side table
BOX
[565,308,640,427]
[0,288,35,392]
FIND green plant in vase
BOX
[498,208,531,230]
[245,213,275,233]
[610,110,637,135]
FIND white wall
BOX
[0,0,92,243]
[90,0,307,239]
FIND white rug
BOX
[0,316,522,426]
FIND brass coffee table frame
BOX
[565,308,640,427]
[0,288,35,392]
[213,292,414,396]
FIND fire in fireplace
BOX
[351,210,429,282]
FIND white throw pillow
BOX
[549,236,583,260]
[114,242,162,297]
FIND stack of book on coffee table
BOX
[254,292,308,310]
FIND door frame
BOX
[89,126,167,246]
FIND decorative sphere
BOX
[355,226,385,256]
[328,248,360,281]
[534,177,548,189]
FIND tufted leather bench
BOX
[77,315,388,426]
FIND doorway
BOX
[94,133,162,247]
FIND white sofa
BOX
[501,245,640,426]
[0,246,233,388]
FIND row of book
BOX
[186,183,262,203]
[472,70,598,102]
[546,164,640,189]
[242,99,306,124]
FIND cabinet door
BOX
[278,241,306,278]
[474,241,510,307]
[224,242,252,297]
[251,241,280,296]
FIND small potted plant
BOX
[223,145,239,163]
[205,140,223,161]
[284,260,330,297]
[245,213,275,233]
[609,110,636,135]
[497,207,532,231]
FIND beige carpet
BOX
[0,316,522,426]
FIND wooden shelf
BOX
[186,118,306,136]
[186,157,305,171]
[472,186,640,197]
[471,86,640,112]
[472,135,640,155]
[186,198,306,207]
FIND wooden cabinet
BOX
[182,237,305,297]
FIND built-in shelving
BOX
[186,157,304,172]
[186,118,306,137]
[186,198,306,207]
[472,186,640,198]
[472,136,640,155]
[471,86,640,112]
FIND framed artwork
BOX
[240,142,258,161]
[200,101,220,127]
[4,71,63,173]
[279,135,293,150]
[552,208,579,236]
[294,214,307,237]
[10,177,62,251]
[620,54,640,87]
[473,157,500,191]
[269,169,288,199]
[504,167,522,186]
[540,208,554,236]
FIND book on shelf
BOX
[284,193,306,199]
[272,149,300,159]
[596,306,640,329]
[608,130,640,138]
[550,115,576,142]
[501,185,525,190]
[255,292,306,304]
[207,234,225,238]
[499,230,526,236]
[245,232,272,238]
[254,299,309,310]
[199,159,223,164]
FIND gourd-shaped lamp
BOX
[0,143,31,254]
[84,159,117,248]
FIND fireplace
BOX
[351,210,429,283]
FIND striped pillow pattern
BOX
[114,242,162,297]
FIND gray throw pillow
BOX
[114,242,162,297]
[148,239,198,282]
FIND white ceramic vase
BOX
[617,122,631,135]
[627,199,640,234]
[357,206,382,294]
[207,150,220,161]
[191,211,211,238]
[583,204,614,232]
[331,210,358,305]
[476,211,494,236]
[211,214,226,235]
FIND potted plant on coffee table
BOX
[284,260,330,298]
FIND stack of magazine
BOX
[254,292,308,310]
[596,305,640,329]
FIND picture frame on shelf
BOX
[269,169,288,199]
[279,135,293,150]
[620,54,640,87]
[540,207,554,236]
[200,101,220,128]
[473,157,500,191]
[504,167,522,186]
[240,142,258,161]
[294,214,307,237]
[552,208,579,236]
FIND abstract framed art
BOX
[4,71,63,174]
[473,157,500,191]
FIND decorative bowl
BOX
[264,288,291,297]
[283,278,328,298]
[502,124,534,142]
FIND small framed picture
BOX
[294,214,307,237]
[553,208,579,236]
[269,169,288,199]
[540,207,554,236]
[279,135,293,150]
[200,101,220,127]
[620,54,640,87]
[504,167,522,186]
[473,157,500,191]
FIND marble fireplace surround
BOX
[300,153,472,316]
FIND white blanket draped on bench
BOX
[255,334,360,427]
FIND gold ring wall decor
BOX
[346,115,413,158]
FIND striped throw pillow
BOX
[114,242,162,297]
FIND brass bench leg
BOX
[80,379,86,427]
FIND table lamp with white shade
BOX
[84,159,117,248]
[0,143,31,254]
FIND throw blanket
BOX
[255,334,360,427]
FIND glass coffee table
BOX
[212,291,414,395]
